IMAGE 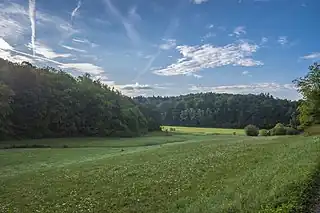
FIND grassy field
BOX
[162,125,245,135]
[1,131,320,212]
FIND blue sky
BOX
[0,0,319,99]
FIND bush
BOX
[285,127,299,135]
[259,129,269,136]
[271,123,287,136]
[244,124,259,136]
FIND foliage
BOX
[244,124,259,136]
[304,125,320,136]
[270,123,287,136]
[0,59,161,140]
[285,127,299,135]
[134,93,298,129]
[259,129,269,136]
[0,134,319,212]
[294,63,320,128]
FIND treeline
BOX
[134,93,299,129]
[294,63,320,129]
[0,59,161,140]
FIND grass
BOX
[162,125,245,135]
[1,131,320,212]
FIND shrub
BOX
[259,129,269,136]
[271,123,287,136]
[285,127,299,135]
[244,124,259,136]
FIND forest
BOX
[0,58,161,140]
[134,93,299,129]
[0,57,319,140]
[134,63,320,131]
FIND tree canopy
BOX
[134,93,298,129]
[294,63,320,127]
[0,58,161,140]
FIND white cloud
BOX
[159,39,177,50]
[153,41,263,76]
[261,37,268,45]
[192,0,208,4]
[232,26,246,37]
[0,38,13,50]
[242,71,249,75]
[58,63,104,75]
[0,38,35,63]
[0,1,79,42]
[189,83,300,100]
[301,52,320,60]
[61,45,87,53]
[27,42,71,59]
[278,36,288,45]
[186,73,203,79]
[121,82,154,91]
[206,24,214,29]
[72,38,98,48]
[71,0,82,24]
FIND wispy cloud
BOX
[71,0,82,25]
[0,38,61,65]
[206,24,214,29]
[242,71,249,75]
[301,52,320,60]
[260,37,268,45]
[61,44,87,53]
[153,41,263,76]
[27,42,71,59]
[278,36,288,45]
[28,0,36,56]
[230,26,246,37]
[103,0,140,44]
[159,39,177,50]
[134,18,180,81]
[58,63,104,75]
[192,0,209,4]
[121,82,154,91]
[72,38,98,48]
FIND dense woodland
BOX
[134,93,299,129]
[0,56,319,140]
[294,63,320,128]
[0,58,161,140]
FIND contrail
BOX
[28,0,36,56]
[71,0,82,25]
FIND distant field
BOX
[1,134,320,212]
[162,125,245,135]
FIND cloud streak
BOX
[159,39,177,50]
[28,0,36,56]
[301,52,320,60]
[71,0,82,25]
[153,41,263,76]
[104,0,140,44]
[278,36,288,45]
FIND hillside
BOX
[0,59,160,140]
[134,93,299,129]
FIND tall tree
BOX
[294,63,320,127]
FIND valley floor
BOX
[1,133,320,212]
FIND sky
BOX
[0,0,319,100]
